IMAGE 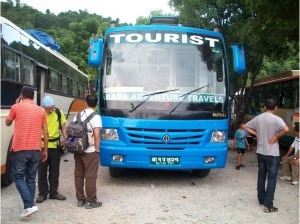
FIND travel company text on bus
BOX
[87,16,246,177]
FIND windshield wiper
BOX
[169,84,211,115]
[129,89,179,113]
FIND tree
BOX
[170,0,299,122]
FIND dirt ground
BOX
[1,143,299,224]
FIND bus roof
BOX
[105,23,224,39]
[253,70,299,87]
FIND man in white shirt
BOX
[73,94,102,209]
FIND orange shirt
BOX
[7,100,47,151]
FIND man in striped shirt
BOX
[6,86,49,218]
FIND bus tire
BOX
[1,140,13,186]
[192,169,211,177]
[109,167,124,177]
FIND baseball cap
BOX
[42,96,55,108]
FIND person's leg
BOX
[37,151,49,198]
[256,153,267,205]
[236,152,242,166]
[281,156,292,177]
[26,151,41,204]
[83,152,99,202]
[291,159,299,182]
[74,154,86,201]
[240,150,246,166]
[264,156,280,209]
[11,151,40,209]
[48,148,61,197]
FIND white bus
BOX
[245,70,299,147]
[1,16,89,186]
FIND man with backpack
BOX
[73,94,102,209]
[36,96,68,203]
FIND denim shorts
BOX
[236,148,246,154]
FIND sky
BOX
[15,0,174,24]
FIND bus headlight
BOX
[210,131,225,142]
[101,129,119,140]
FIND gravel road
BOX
[1,145,299,224]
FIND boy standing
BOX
[234,122,249,170]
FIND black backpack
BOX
[64,111,96,154]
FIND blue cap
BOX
[42,96,55,107]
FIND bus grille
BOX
[125,127,206,145]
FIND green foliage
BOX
[136,9,176,25]
[1,1,113,79]
[170,0,299,117]
[1,0,298,102]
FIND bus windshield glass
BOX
[102,31,226,115]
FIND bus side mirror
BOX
[231,44,246,74]
[88,36,104,66]
[89,79,98,93]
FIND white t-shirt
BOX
[73,109,102,153]
[291,137,299,156]
[246,112,286,156]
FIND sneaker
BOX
[49,193,66,200]
[236,165,240,170]
[20,206,38,217]
[85,201,102,209]
[279,176,292,181]
[77,199,86,207]
[239,164,245,168]
[36,195,47,203]
[291,181,299,185]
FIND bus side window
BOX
[50,71,59,91]
[3,49,21,82]
[61,75,68,94]
[23,57,35,86]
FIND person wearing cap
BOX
[36,96,68,203]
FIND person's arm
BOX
[293,150,299,160]
[5,118,13,126]
[291,150,299,166]
[6,96,23,126]
[41,123,49,162]
[93,127,100,153]
[241,124,257,137]
[268,125,289,145]
[60,123,68,146]
[281,145,295,160]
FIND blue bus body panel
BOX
[100,117,228,170]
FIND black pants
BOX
[38,148,61,197]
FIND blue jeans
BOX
[256,153,280,208]
[11,150,41,209]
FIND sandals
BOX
[264,207,278,213]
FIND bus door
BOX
[35,64,48,106]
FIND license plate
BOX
[150,156,180,165]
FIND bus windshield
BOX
[102,31,226,116]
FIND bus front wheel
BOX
[192,169,211,177]
[1,141,13,186]
[109,167,124,177]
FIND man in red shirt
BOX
[6,86,48,218]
